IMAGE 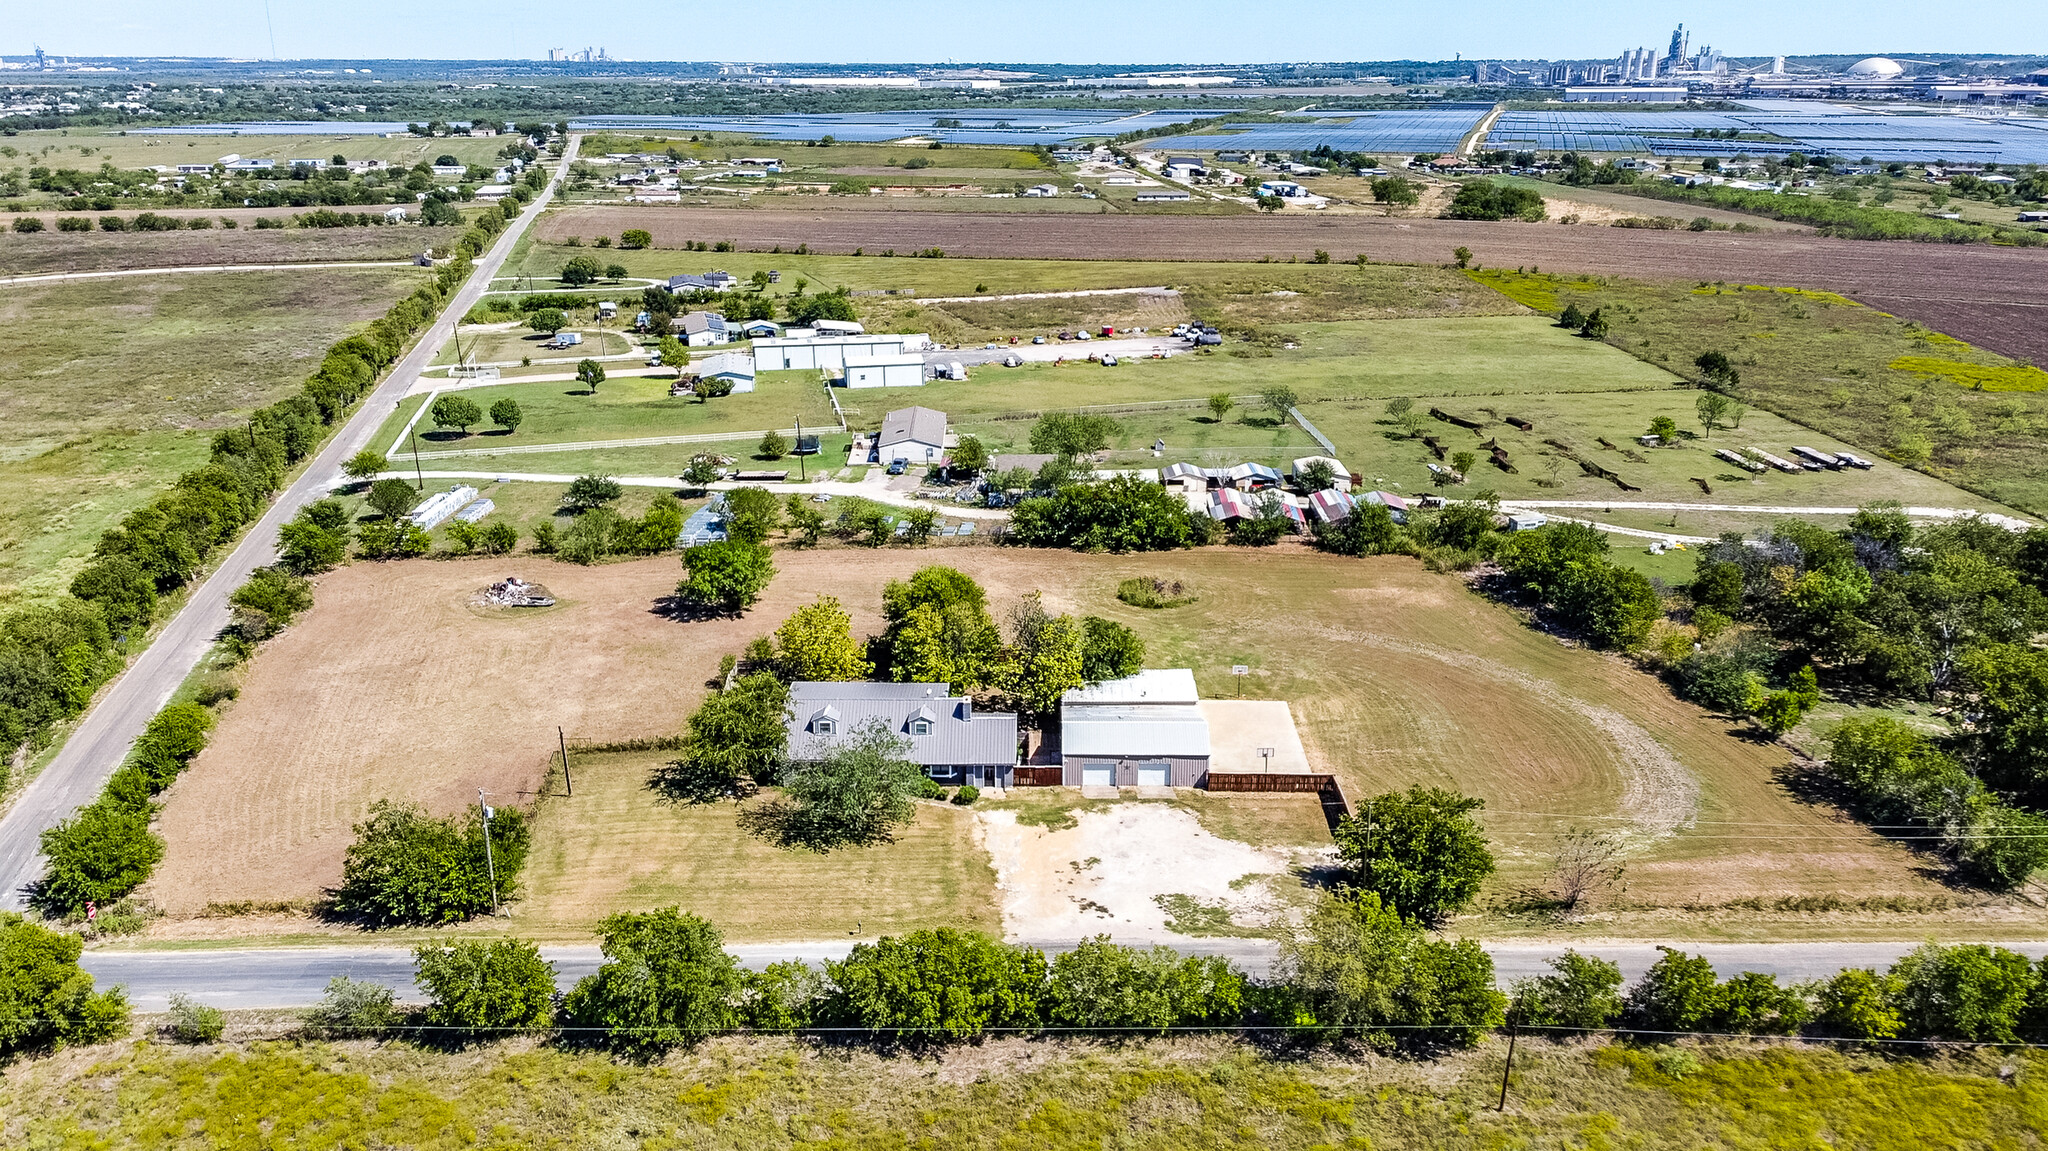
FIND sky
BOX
[9,1,2046,65]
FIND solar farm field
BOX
[1487,104,2048,164]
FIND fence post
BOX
[558,726,573,796]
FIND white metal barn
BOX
[695,352,757,393]
[753,333,929,372]
[842,351,927,388]
[1058,669,1213,788]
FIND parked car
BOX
[1101,355,1118,367]
[886,460,907,476]
[1032,335,1047,344]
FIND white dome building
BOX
[1846,57,1905,79]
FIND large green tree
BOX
[650,672,790,804]
[0,913,130,1054]
[330,801,528,926]
[429,394,483,433]
[763,719,925,851]
[561,907,743,1055]
[774,596,871,682]
[821,928,1046,1041]
[676,541,775,615]
[414,940,557,1040]
[1332,787,1495,924]
[1274,891,1504,1048]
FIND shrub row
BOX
[1601,179,2046,246]
[34,703,214,915]
[295,906,2048,1055]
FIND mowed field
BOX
[149,547,1976,940]
[0,266,431,603]
[530,206,2048,364]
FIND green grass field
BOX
[6,1025,2040,1148]
[4,129,513,173]
[1465,270,2048,515]
[372,370,840,457]
[0,267,429,605]
[517,750,999,941]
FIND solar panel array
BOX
[1487,107,2048,164]
[1146,107,1491,154]
[571,110,1199,146]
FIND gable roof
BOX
[786,681,1017,767]
[879,406,947,448]
[680,311,728,336]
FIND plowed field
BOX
[538,206,2048,363]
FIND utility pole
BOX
[558,726,573,796]
[795,416,805,481]
[408,415,425,491]
[1497,1007,1519,1112]
[478,788,500,915]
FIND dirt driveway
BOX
[979,803,1324,943]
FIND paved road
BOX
[0,261,419,287]
[82,939,2048,1011]
[0,139,583,911]
[1499,499,2034,530]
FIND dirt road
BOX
[0,141,581,911]
[538,206,2048,364]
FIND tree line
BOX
[33,184,521,920]
[16,900,2046,1062]
[1482,505,2048,891]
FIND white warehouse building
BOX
[842,351,928,388]
[753,333,930,372]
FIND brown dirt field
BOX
[151,545,1955,925]
[537,206,2048,363]
[0,225,461,276]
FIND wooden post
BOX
[1497,1009,1518,1112]
[559,726,573,796]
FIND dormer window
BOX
[909,718,933,736]
[816,719,836,735]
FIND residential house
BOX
[787,682,1018,787]
[1291,455,1352,491]
[1361,490,1410,524]
[878,406,948,466]
[1059,669,1212,787]
[1307,488,1355,523]
[668,271,740,293]
[695,352,757,393]
[675,311,731,347]
[474,184,513,200]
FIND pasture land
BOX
[5,129,513,173]
[0,267,429,604]
[144,547,2019,943]
[9,1035,2039,1151]
[519,750,999,941]
[0,224,460,275]
[1466,271,2048,516]
[501,243,1522,323]
[372,369,839,455]
[528,204,2048,364]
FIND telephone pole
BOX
[478,788,500,914]
[558,726,573,796]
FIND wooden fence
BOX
[1205,772,1352,834]
[1013,766,1064,787]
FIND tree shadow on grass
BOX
[1769,760,1966,889]
[647,594,738,623]
[735,796,897,854]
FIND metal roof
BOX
[1062,703,1212,758]
[786,682,1017,767]
[1063,669,1200,706]
[880,406,948,448]
[697,352,755,378]
[680,311,727,335]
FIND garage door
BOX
[1081,764,1114,787]
[1136,763,1169,787]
